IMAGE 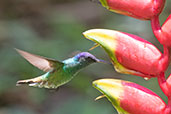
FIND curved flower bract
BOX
[161,14,171,47]
[93,79,166,114]
[99,0,165,20]
[83,29,168,79]
[166,74,171,97]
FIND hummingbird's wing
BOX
[15,48,64,72]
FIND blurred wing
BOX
[15,48,64,72]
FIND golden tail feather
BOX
[16,76,42,87]
[16,76,56,89]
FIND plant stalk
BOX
[158,72,168,96]
[151,15,162,42]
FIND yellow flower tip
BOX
[93,79,128,114]
[83,29,117,53]
[93,79,123,100]
[93,79,122,88]
[83,29,116,40]
[83,29,104,42]
[99,0,109,9]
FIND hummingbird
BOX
[16,49,105,89]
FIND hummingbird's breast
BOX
[63,58,84,75]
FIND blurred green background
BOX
[0,0,171,114]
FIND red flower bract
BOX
[161,14,171,47]
[83,29,169,79]
[99,0,166,20]
[93,79,167,114]
[151,14,171,47]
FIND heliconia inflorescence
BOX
[84,0,171,113]
[98,0,166,20]
[93,79,167,114]
[83,29,169,79]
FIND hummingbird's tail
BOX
[16,76,44,88]
[16,74,59,89]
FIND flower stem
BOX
[158,72,171,114]
[164,95,171,114]
[169,47,171,63]
[157,72,168,96]
[158,46,170,74]
[151,15,162,43]
[167,96,171,113]
[165,74,171,114]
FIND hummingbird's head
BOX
[74,52,98,63]
[74,52,110,65]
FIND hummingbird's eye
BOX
[87,56,96,62]
[78,57,86,62]
[87,57,91,59]
[86,56,93,61]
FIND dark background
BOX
[0,0,171,114]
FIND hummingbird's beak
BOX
[96,59,112,64]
